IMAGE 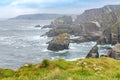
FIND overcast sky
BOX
[0,0,120,18]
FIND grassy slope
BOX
[0,57,120,80]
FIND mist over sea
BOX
[0,19,108,69]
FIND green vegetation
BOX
[0,57,120,80]
[54,33,70,40]
[53,33,70,43]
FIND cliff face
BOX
[75,5,120,30]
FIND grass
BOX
[0,57,120,80]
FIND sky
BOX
[0,0,120,18]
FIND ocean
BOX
[0,19,108,69]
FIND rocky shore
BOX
[43,5,120,60]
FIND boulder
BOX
[86,45,99,58]
[47,33,70,51]
[107,44,120,60]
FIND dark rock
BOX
[86,45,99,58]
[42,25,53,28]
[35,25,41,27]
[47,33,70,51]
[107,44,120,60]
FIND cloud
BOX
[0,0,120,18]
[10,0,80,8]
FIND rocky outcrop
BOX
[44,16,73,37]
[86,45,99,58]
[107,44,120,60]
[98,26,120,45]
[47,33,70,51]
[75,5,120,30]
[45,27,73,37]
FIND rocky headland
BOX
[45,5,120,60]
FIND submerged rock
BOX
[86,45,99,58]
[47,33,70,51]
[35,25,41,27]
[107,44,120,60]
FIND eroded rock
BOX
[47,33,70,51]
[107,44,120,60]
[86,45,99,58]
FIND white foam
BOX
[70,35,80,39]
[40,36,48,39]
[20,26,42,30]
[50,56,60,60]
[98,44,113,49]
[0,37,6,41]
[0,36,16,45]
[42,49,49,52]
[54,50,69,54]
[23,35,48,41]
[41,43,48,46]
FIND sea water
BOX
[0,19,109,69]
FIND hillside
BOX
[9,14,63,20]
[0,58,120,80]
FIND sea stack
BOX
[47,33,70,51]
